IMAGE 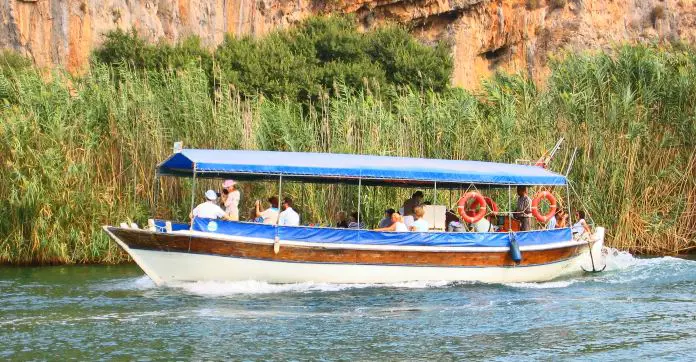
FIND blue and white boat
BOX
[103,149,606,285]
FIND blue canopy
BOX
[157,149,566,186]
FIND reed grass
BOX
[0,44,694,264]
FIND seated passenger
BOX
[278,197,300,226]
[347,212,365,229]
[255,196,280,224]
[375,211,408,232]
[547,212,557,230]
[555,209,568,228]
[378,208,396,228]
[409,206,430,232]
[335,211,349,228]
[471,216,493,232]
[190,190,230,220]
[446,209,464,232]
[571,210,591,236]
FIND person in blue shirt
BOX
[255,196,279,224]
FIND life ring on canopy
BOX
[465,196,499,217]
[531,191,558,222]
[457,192,487,223]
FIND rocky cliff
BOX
[1,0,694,88]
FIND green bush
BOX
[94,16,453,101]
[93,29,211,71]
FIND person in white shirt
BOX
[222,180,240,221]
[471,216,493,232]
[546,214,557,230]
[255,196,279,224]
[190,190,230,220]
[375,211,408,232]
[278,197,300,226]
[571,210,591,236]
[409,206,430,232]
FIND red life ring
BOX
[457,192,487,223]
[466,196,499,217]
[531,191,558,222]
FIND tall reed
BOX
[0,45,694,264]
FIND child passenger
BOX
[409,206,430,232]
[375,212,408,232]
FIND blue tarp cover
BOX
[159,149,566,186]
[191,218,572,248]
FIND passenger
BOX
[335,211,349,228]
[278,197,300,226]
[547,212,557,230]
[190,190,230,220]
[222,180,240,221]
[571,210,591,236]
[375,211,408,232]
[255,196,279,225]
[378,208,396,228]
[556,209,568,228]
[409,205,430,232]
[514,186,533,231]
[471,216,493,232]
[347,212,364,229]
[446,209,464,232]
[402,191,424,217]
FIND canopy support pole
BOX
[152,171,160,218]
[277,175,283,226]
[357,177,362,229]
[508,185,512,231]
[188,163,197,251]
[433,181,437,205]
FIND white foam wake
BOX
[173,279,453,296]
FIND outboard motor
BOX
[509,233,522,264]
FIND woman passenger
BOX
[571,210,591,236]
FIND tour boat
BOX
[103,149,606,285]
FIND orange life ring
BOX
[466,196,499,217]
[457,192,487,223]
[531,191,558,222]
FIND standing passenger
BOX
[402,191,424,227]
[222,180,240,221]
[514,186,533,231]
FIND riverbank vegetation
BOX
[0,17,694,263]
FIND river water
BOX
[1,250,695,360]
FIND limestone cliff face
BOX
[1,0,694,88]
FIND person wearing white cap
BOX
[190,190,229,220]
[222,180,240,221]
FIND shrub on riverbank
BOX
[93,16,453,102]
[0,44,694,264]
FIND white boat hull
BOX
[106,226,606,285]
